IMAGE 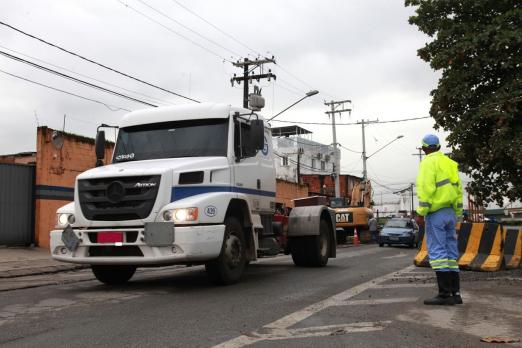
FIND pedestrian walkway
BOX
[0,246,86,278]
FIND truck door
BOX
[232,119,276,214]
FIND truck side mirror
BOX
[95,130,106,167]
[250,119,264,150]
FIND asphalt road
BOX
[0,245,520,348]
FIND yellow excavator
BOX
[330,180,373,243]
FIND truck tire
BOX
[91,265,136,285]
[290,219,330,267]
[205,217,246,285]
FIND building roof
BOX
[270,125,312,137]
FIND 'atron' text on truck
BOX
[50,103,336,285]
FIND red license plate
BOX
[98,232,124,244]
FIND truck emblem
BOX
[107,181,125,203]
[262,136,269,156]
[134,182,157,188]
[204,205,217,217]
[115,153,135,161]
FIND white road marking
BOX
[381,253,408,259]
[213,265,415,348]
[390,274,433,279]
[259,321,392,340]
[374,283,434,289]
[343,297,418,305]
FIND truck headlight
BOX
[163,208,198,223]
[56,213,75,228]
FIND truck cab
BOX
[51,103,335,285]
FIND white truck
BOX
[50,103,336,285]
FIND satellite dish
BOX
[52,130,64,149]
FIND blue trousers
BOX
[425,207,459,272]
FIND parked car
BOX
[379,218,419,248]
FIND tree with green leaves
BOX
[406,0,521,206]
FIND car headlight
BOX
[56,213,75,228]
[163,208,198,223]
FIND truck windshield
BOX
[113,119,228,162]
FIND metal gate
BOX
[0,163,35,245]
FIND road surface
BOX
[0,245,520,347]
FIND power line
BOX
[0,20,200,103]
[0,50,158,107]
[117,0,233,64]
[274,81,304,96]
[167,1,327,100]
[271,116,431,126]
[338,143,362,153]
[275,63,337,100]
[0,68,131,112]
[0,44,174,106]
[136,0,241,58]
[169,0,260,56]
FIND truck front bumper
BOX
[50,224,225,265]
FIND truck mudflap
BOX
[287,205,336,258]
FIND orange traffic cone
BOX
[353,227,360,246]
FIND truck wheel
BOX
[205,217,246,285]
[290,219,330,267]
[91,265,136,285]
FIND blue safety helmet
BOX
[421,134,440,148]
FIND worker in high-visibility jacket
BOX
[416,134,463,305]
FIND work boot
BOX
[424,272,455,306]
[450,271,463,304]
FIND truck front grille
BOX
[78,175,160,221]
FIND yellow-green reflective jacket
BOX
[416,152,463,216]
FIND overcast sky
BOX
[0,0,453,200]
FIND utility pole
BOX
[325,99,352,197]
[357,119,379,182]
[412,147,424,163]
[231,57,276,108]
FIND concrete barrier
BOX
[413,229,429,267]
[457,222,471,259]
[468,223,503,272]
[415,221,519,272]
[503,228,522,269]
[458,222,484,269]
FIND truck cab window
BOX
[113,119,228,162]
[234,121,258,159]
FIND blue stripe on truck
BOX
[171,185,276,202]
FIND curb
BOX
[0,264,89,279]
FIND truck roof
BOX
[119,103,264,128]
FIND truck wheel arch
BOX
[225,199,255,261]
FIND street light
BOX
[366,135,404,160]
[267,90,319,122]
[362,134,404,181]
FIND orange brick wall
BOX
[276,179,309,208]
[35,127,113,248]
[301,174,361,200]
[0,154,36,164]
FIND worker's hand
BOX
[416,206,429,217]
